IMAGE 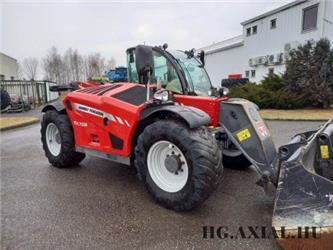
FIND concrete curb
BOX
[259,109,333,122]
[263,118,329,122]
[0,118,40,132]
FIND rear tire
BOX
[41,110,85,168]
[135,120,223,211]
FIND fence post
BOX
[44,81,48,103]
[26,81,30,107]
[36,82,41,105]
[31,81,36,108]
[19,82,24,112]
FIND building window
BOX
[302,4,318,31]
[246,27,251,36]
[245,70,250,78]
[0,75,4,81]
[270,19,277,29]
[269,68,274,75]
[251,70,256,78]
[252,25,257,35]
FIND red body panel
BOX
[174,95,228,127]
[64,83,144,157]
[66,81,228,155]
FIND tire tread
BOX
[135,120,223,211]
[41,110,85,168]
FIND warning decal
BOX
[320,145,330,159]
[237,128,251,142]
[256,120,269,138]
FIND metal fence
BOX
[0,80,59,107]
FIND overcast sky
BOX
[1,0,293,67]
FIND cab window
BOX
[153,51,183,94]
[127,52,138,82]
[127,50,183,94]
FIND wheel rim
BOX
[147,140,189,193]
[46,123,61,156]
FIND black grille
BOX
[112,85,152,106]
[77,86,104,93]
[97,85,121,95]
[77,84,121,96]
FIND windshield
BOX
[168,50,212,96]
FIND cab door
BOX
[127,49,184,94]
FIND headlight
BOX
[220,87,229,96]
[153,90,169,102]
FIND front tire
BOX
[135,120,223,211]
[41,110,85,168]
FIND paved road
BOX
[1,121,323,249]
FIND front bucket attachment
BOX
[273,120,333,249]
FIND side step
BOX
[76,146,130,165]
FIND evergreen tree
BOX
[284,39,333,108]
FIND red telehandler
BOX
[42,45,333,249]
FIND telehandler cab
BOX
[42,45,333,249]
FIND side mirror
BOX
[199,50,205,66]
[135,45,154,101]
[135,45,154,84]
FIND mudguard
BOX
[41,100,65,113]
[140,104,211,129]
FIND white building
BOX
[0,52,18,80]
[200,0,333,85]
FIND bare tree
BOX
[84,53,106,79]
[107,58,116,70]
[22,58,39,80]
[17,62,24,80]
[62,48,78,82]
[42,47,62,83]
[72,49,82,81]
[42,46,115,82]
[66,49,83,81]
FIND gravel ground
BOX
[0,120,323,249]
